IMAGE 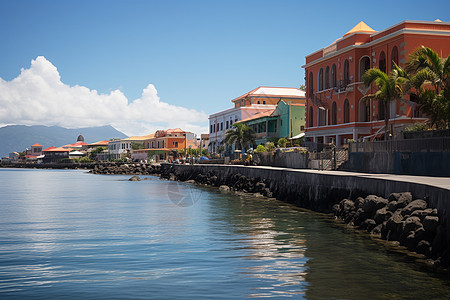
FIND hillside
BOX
[0,125,128,157]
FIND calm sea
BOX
[0,168,449,299]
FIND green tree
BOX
[224,123,254,151]
[404,46,450,129]
[90,146,107,159]
[265,142,275,151]
[299,84,306,91]
[131,142,145,150]
[255,145,266,153]
[277,137,288,148]
[362,65,408,140]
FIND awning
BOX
[289,132,305,140]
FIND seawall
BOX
[163,164,450,215]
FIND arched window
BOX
[391,46,398,69]
[332,101,337,125]
[343,99,350,123]
[378,100,385,120]
[309,106,314,127]
[325,66,330,89]
[359,56,371,81]
[331,64,337,88]
[318,68,324,91]
[379,51,386,73]
[359,99,370,122]
[343,60,350,85]
[308,72,314,97]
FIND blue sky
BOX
[0,0,449,135]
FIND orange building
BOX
[302,20,450,146]
[132,128,197,161]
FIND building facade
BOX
[302,20,450,146]
[208,87,306,153]
[237,100,306,146]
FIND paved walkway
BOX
[246,165,450,191]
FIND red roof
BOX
[43,147,71,152]
[88,140,110,146]
[31,143,43,147]
[62,141,88,148]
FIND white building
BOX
[208,86,306,153]
[108,134,154,160]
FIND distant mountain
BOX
[0,125,128,157]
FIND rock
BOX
[387,201,400,212]
[402,200,427,216]
[352,208,369,227]
[388,192,412,208]
[332,204,340,215]
[129,175,141,181]
[386,210,403,232]
[143,177,152,180]
[340,199,355,215]
[371,224,383,236]
[374,207,392,224]
[403,216,422,234]
[255,182,266,191]
[185,180,196,184]
[360,218,377,231]
[423,216,439,234]
[219,185,231,192]
[354,197,365,209]
[416,240,431,254]
[362,195,388,213]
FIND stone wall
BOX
[253,151,309,169]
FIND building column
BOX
[336,135,341,147]
[313,136,318,143]
[353,128,357,140]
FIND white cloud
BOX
[0,56,208,136]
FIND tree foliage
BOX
[404,46,450,129]
[224,123,254,151]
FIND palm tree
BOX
[404,46,450,129]
[224,123,254,151]
[362,65,407,140]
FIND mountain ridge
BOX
[0,125,127,157]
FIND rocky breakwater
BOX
[160,167,274,198]
[90,163,162,175]
[333,192,449,267]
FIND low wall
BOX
[253,151,309,169]
[347,152,450,176]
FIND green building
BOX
[238,100,306,146]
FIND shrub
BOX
[79,156,91,163]
[255,145,267,153]
[265,142,275,152]
[405,122,429,132]
[277,138,288,148]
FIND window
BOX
[359,99,370,122]
[221,122,223,131]
[343,99,350,123]
[235,118,238,123]
[379,51,386,73]
[331,64,337,88]
[318,68,324,91]
[300,125,305,131]
[308,71,314,97]
[343,60,350,85]
[257,101,260,104]
[325,66,330,89]
[226,121,229,129]
[359,56,371,81]
[173,141,178,147]
[391,46,398,69]
[308,106,314,127]
[332,101,337,125]
[210,125,213,133]
[213,124,216,132]
[263,101,266,104]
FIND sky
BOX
[0,0,449,136]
